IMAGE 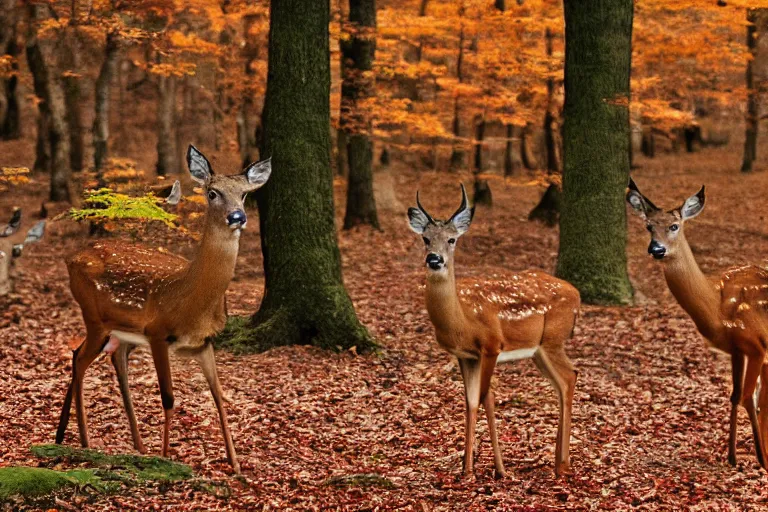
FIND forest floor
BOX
[2,142,768,511]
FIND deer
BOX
[626,178,768,470]
[55,145,271,474]
[407,184,580,478]
[0,208,46,297]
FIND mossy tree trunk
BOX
[244,0,374,352]
[556,0,634,305]
[742,8,767,173]
[93,31,119,173]
[0,0,20,140]
[341,0,379,230]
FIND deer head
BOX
[0,210,46,296]
[626,177,705,260]
[407,184,475,279]
[186,145,271,236]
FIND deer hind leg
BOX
[193,342,240,474]
[149,342,175,458]
[534,334,577,476]
[458,358,481,477]
[110,343,145,454]
[741,355,767,469]
[728,351,745,466]
[758,364,768,451]
[56,345,81,444]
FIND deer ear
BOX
[243,157,272,191]
[187,145,213,185]
[449,183,473,235]
[626,178,659,218]
[680,185,705,220]
[407,207,430,234]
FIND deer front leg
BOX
[478,353,504,479]
[150,342,175,458]
[111,343,145,454]
[729,351,745,466]
[458,358,481,477]
[194,341,240,474]
[73,334,109,448]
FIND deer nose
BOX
[648,240,666,259]
[425,253,444,270]
[227,210,247,228]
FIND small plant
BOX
[63,188,178,229]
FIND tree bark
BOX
[742,8,767,172]
[503,123,522,176]
[156,73,178,176]
[93,31,119,172]
[241,0,374,352]
[543,28,562,174]
[62,26,84,172]
[0,0,20,140]
[341,0,379,230]
[449,4,466,171]
[473,115,492,206]
[26,4,71,202]
[556,0,634,305]
[521,121,538,169]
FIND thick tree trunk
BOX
[33,112,51,173]
[341,0,379,230]
[0,0,20,140]
[556,0,634,305]
[238,0,374,352]
[93,31,119,172]
[27,5,71,202]
[742,8,767,172]
[156,73,178,176]
[61,21,85,172]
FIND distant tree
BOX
[243,0,374,351]
[342,0,380,230]
[26,3,71,202]
[741,8,768,173]
[93,31,120,172]
[0,0,20,140]
[556,0,634,304]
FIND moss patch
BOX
[30,444,193,482]
[0,467,96,500]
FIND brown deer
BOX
[56,145,271,474]
[407,185,580,478]
[627,178,768,469]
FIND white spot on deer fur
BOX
[497,348,538,363]
[111,330,150,347]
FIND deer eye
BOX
[448,238,456,244]
[646,225,653,233]
[669,224,679,232]
[207,190,218,201]
[422,237,430,245]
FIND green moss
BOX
[66,188,178,228]
[324,473,395,489]
[0,467,85,500]
[31,444,192,482]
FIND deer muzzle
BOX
[426,253,444,271]
[227,210,247,230]
[648,240,666,260]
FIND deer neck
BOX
[425,265,469,336]
[180,217,241,301]
[662,235,722,341]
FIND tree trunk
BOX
[449,5,466,171]
[93,31,119,172]
[544,28,562,174]
[742,8,767,172]
[62,24,84,172]
[529,183,561,226]
[33,111,50,173]
[473,115,491,206]
[0,0,20,140]
[27,5,71,202]
[503,123,522,176]
[240,0,374,352]
[521,121,538,169]
[341,0,379,230]
[156,73,178,176]
[556,0,634,305]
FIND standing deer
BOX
[56,145,271,474]
[627,178,768,469]
[407,185,579,478]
